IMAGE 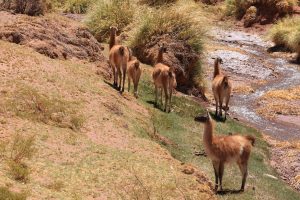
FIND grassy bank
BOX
[135,63,300,200]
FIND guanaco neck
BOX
[203,118,214,145]
[213,60,221,78]
[156,50,164,64]
[109,31,116,50]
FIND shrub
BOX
[268,16,300,61]
[128,5,204,53]
[0,187,26,200]
[85,0,134,41]
[0,0,48,16]
[64,0,93,13]
[6,134,36,182]
[8,161,30,182]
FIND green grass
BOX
[0,187,27,200]
[135,64,300,200]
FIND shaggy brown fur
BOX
[195,111,255,192]
[127,57,142,98]
[109,45,130,92]
[212,57,232,120]
[152,43,177,112]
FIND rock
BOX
[243,6,257,28]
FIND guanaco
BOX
[194,110,255,192]
[152,43,177,112]
[109,45,130,92]
[127,56,142,98]
[212,57,232,120]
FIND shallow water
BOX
[208,28,300,140]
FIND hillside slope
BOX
[0,40,214,199]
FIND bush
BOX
[85,0,134,41]
[64,0,93,13]
[8,161,30,182]
[0,187,26,200]
[129,6,204,53]
[269,17,300,62]
[0,0,48,16]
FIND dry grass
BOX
[257,86,300,117]
[262,86,300,100]
[2,86,85,131]
[0,40,214,199]
[268,16,300,61]
[128,1,207,53]
[0,187,27,200]
[233,85,254,94]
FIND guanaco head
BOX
[110,26,118,35]
[158,43,167,53]
[134,60,140,69]
[194,110,211,123]
[214,57,223,65]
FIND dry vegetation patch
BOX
[0,11,106,62]
[268,16,300,62]
[256,86,300,117]
[266,136,300,191]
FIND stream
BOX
[208,28,300,141]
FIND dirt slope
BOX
[0,36,214,199]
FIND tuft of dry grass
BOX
[262,86,300,100]
[268,16,300,61]
[256,86,300,117]
[3,86,85,130]
[233,85,254,94]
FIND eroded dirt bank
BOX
[205,26,300,191]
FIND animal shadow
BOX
[217,189,243,195]
[210,112,226,123]
[104,80,121,92]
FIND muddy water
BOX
[208,28,300,140]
